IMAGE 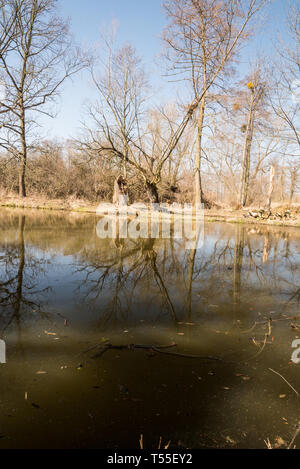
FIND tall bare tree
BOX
[270,1,300,148]
[0,1,19,125]
[163,0,269,206]
[0,0,87,197]
[84,1,268,205]
[238,69,266,207]
[83,33,196,203]
[83,35,155,201]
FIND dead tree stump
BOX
[113,176,128,206]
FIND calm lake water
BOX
[0,208,299,449]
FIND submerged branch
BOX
[90,342,224,361]
[269,368,299,398]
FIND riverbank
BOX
[0,195,299,227]
[0,194,98,213]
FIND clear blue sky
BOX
[43,0,290,141]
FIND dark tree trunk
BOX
[195,96,205,205]
[18,158,26,198]
[19,111,27,198]
[146,181,159,204]
[239,89,255,208]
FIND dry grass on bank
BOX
[0,193,299,227]
[0,193,99,213]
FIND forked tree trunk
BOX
[146,181,159,204]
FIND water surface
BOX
[0,209,299,449]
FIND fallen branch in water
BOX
[288,426,300,449]
[239,316,299,335]
[246,319,273,361]
[91,343,224,361]
[269,368,299,398]
[264,438,273,449]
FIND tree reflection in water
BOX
[74,221,300,329]
[0,211,298,332]
[0,214,49,340]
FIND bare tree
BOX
[0,1,19,132]
[82,33,196,204]
[163,0,269,206]
[238,68,266,207]
[0,0,18,73]
[85,33,152,201]
[199,82,283,207]
[270,1,300,148]
[84,0,268,206]
[0,0,87,197]
[148,104,194,200]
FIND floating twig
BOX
[264,438,273,449]
[269,368,299,398]
[288,427,300,449]
[91,343,223,361]
[247,319,273,361]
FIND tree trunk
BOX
[239,91,255,207]
[289,168,297,206]
[113,176,128,206]
[18,157,26,198]
[242,142,252,207]
[194,96,205,206]
[19,111,27,198]
[266,165,275,212]
[146,181,159,204]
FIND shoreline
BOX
[0,196,299,228]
